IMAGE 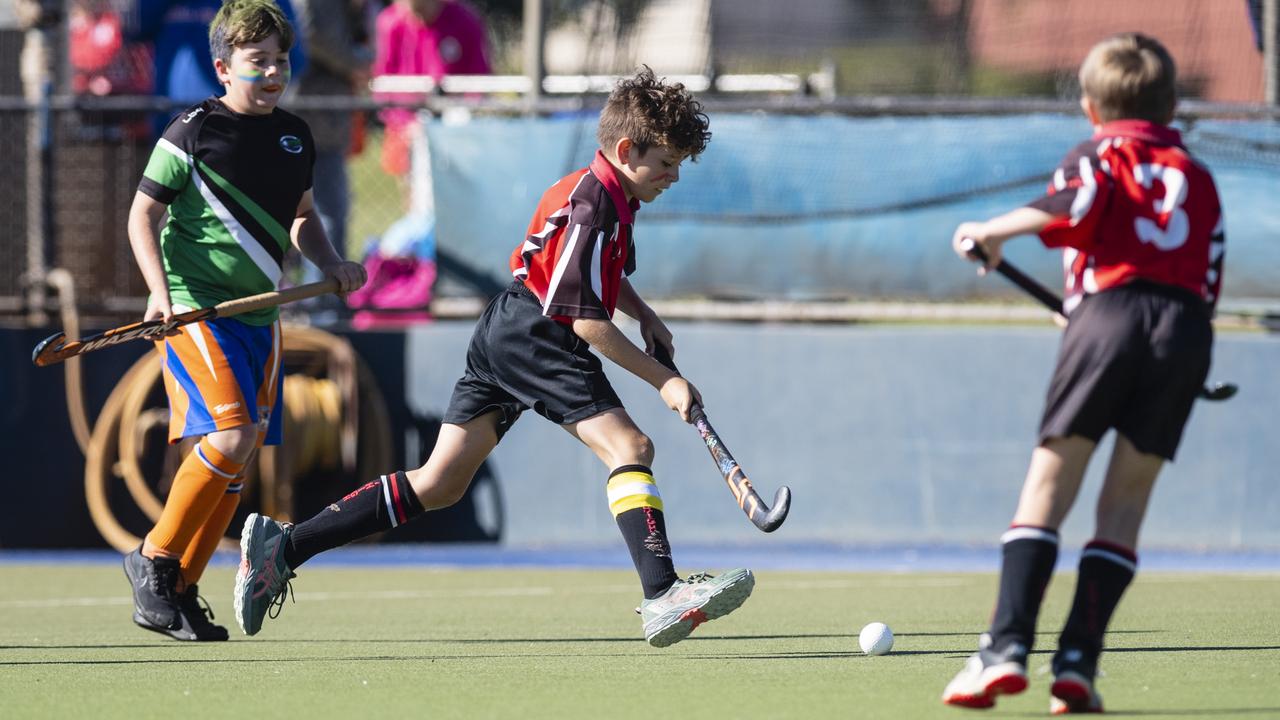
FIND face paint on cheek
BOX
[236,66,264,83]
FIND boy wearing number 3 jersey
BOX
[941,33,1223,714]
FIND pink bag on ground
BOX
[346,253,436,330]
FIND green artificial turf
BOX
[1,565,1277,719]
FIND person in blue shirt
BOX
[131,0,307,132]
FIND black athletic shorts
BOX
[442,281,623,441]
[1039,281,1213,460]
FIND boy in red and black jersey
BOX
[234,68,755,647]
[941,34,1224,714]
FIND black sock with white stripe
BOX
[988,525,1059,654]
[1057,540,1137,662]
[284,471,424,568]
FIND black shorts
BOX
[1039,281,1212,460]
[442,281,623,441]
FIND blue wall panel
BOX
[424,114,1280,302]
[406,322,1280,551]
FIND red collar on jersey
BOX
[1093,120,1184,148]
[589,150,641,224]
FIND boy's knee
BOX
[624,431,655,467]
[405,468,469,510]
[206,425,259,464]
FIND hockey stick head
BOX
[757,486,792,533]
[1199,382,1238,401]
[31,309,213,367]
[31,331,69,367]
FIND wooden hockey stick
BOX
[653,344,791,532]
[959,238,1237,401]
[32,278,341,367]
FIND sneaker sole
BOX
[941,693,995,710]
[232,514,263,636]
[646,570,756,648]
[1051,673,1101,714]
[132,611,229,642]
[941,664,1028,709]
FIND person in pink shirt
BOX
[375,0,491,177]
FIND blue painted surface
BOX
[423,114,1280,301]
[404,322,1280,551]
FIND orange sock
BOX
[146,437,245,560]
[180,479,243,587]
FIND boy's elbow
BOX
[570,317,598,338]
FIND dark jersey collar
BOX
[589,150,640,223]
[1093,120,1184,148]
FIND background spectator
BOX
[131,0,308,133]
[292,0,374,274]
[373,0,491,179]
[69,0,151,97]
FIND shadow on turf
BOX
[1002,710,1280,718]
[0,629,1214,651]
[0,633,856,650]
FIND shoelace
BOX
[266,572,297,620]
[685,572,714,584]
[181,590,218,629]
[150,563,181,601]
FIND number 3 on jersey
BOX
[1133,163,1189,251]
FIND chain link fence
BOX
[2,0,1276,323]
[0,96,409,322]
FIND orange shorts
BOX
[156,316,284,446]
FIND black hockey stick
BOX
[32,279,341,367]
[959,238,1237,401]
[653,344,791,532]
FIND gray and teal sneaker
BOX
[233,513,296,636]
[639,568,755,648]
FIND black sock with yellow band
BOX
[608,464,678,599]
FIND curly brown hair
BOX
[596,66,711,159]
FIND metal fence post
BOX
[1266,0,1278,105]
[523,0,545,113]
[22,23,56,326]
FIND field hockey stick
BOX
[652,343,791,532]
[959,238,1237,402]
[32,278,341,367]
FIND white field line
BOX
[0,575,975,610]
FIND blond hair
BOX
[1079,33,1177,124]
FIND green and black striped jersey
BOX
[138,97,315,325]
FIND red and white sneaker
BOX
[941,641,1029,709]
[1050,648,1104,714]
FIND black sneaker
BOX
[1050,648,1104,714]
[165,585,229,642]
[123,546,180,630]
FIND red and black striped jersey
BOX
[510,151,639,323]
[1027,120,1225,313]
